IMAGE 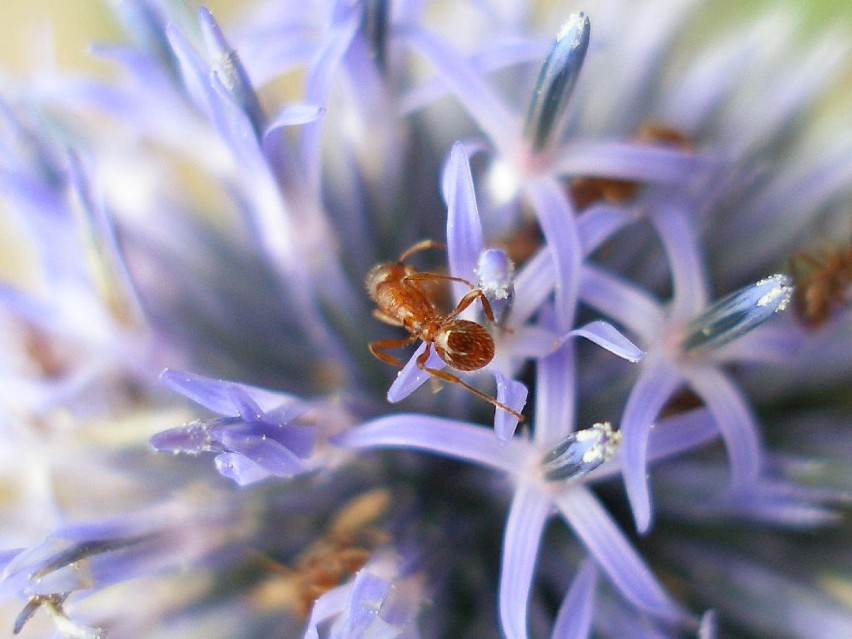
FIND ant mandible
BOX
[366,239,523,421]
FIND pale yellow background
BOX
[0,1,247,72]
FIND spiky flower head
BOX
[1,1,850,638]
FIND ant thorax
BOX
[366,262,442,335]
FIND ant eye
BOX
[435,320,494,371]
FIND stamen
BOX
[680,274,794,353]
[523,13,591,152]
[14,593,105,638]
[541,421,621,481]
[29,537,149,581]
[475,248,515,323]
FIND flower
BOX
[1,1,851,638]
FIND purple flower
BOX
[584,265,797,532]
[336,339,721,635]
[151,369,322,485]
[303,551,424,639]
[1,1,850,638]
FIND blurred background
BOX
[1,0,851,74]
[0,0,848,300]
[0,1,246,72]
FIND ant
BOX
[248,490,389,617]
[366,239,524,421]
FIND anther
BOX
[679,274,794,353]
[523,13,591,152]
[475,248,515,324]
[541,421,621,481]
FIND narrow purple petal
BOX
[302,18,360,188]
[551,559,598,639]
[556,487,684,622]
[207,71,263,161]
[500,326,561,359]
[336,570,393,638]
[304,584,350,639]
[66,152,145,326]
[149,422,211,454]
[566,320,645,362]
[160,369,243,415]
[214,452,272,486]
[649,205,708,321]
[534,331,576,447]
[509,248,555,327]
[646,408,718,464]
[686,367,763,491]
[198,6,264,135]
[160,369,303,415]
[215,419,315,459]
[217,434,307,476]
[523,176,581,331]
[499,485,551,639]
[167,23,261,161]
[699,610,718,639]
[404,28,515,151]
[576,204,635,254]
[620,357,682,533]
[385,342,442,402]
[226,385,264,421]
[493,371,528,441]
[165,22,209,112]
[579,264,663,338]
[552,141,709,184]
[263,104,325,135]
[399,37,547,116]
[445,141,485,297]
[334,414,525,474]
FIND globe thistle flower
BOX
[1,1,851,638]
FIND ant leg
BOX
[372,309,404,327]
[415,348,524,422]
[398,239,447,262]
[448,288,496,323]
[369,336,418,367]
[405,271,476,289]
[404,272,497,322]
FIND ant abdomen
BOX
[434,320,495,371]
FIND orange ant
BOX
[366,239,524,421]
[789,241,852,328]
[249,490,390,617]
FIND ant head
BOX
[365,262,404,299]
[434,319,494,371]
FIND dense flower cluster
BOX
[1,1,850,637]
